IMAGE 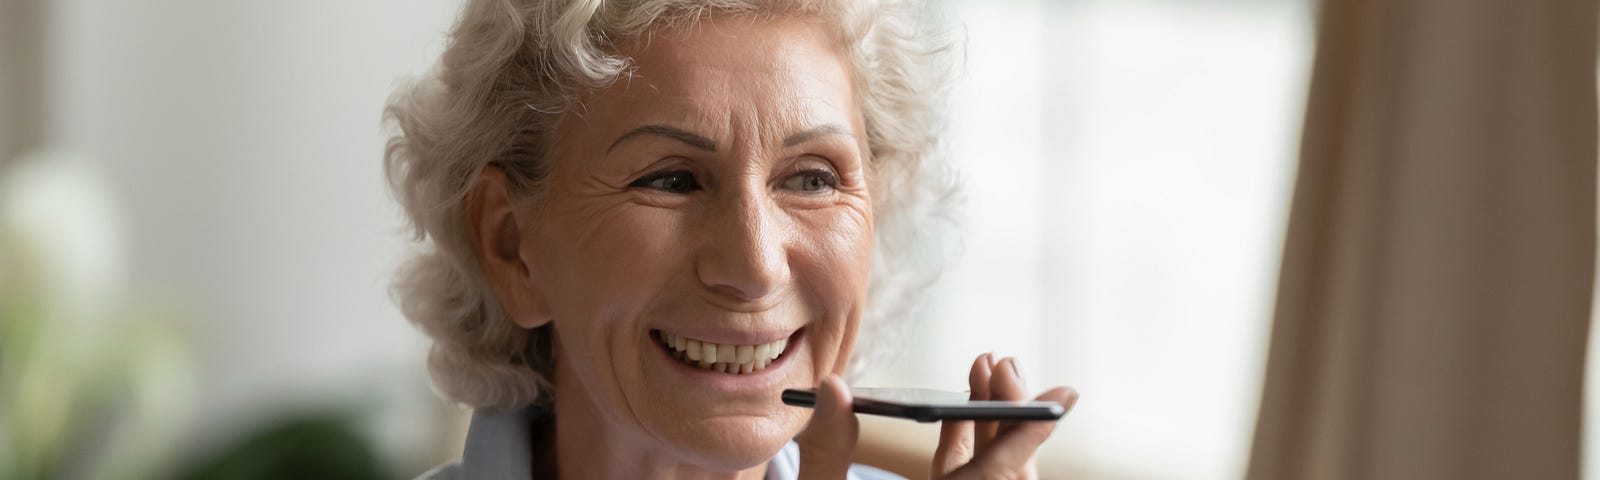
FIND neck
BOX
[546,348,771,480]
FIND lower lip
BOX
[650,328,804,393]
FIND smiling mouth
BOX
[651,329,796,374]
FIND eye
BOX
[630,169,702,194]
[782,169,839,194]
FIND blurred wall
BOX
[31,0,461,473]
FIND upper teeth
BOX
[658,330,789,374]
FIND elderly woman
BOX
[385,0,1076,478]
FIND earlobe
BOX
[465,165,554,329]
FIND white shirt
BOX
[417,406,902,480]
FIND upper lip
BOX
[695,291,790,315]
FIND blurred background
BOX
[0,0,1591,479]
[3,1,461,478]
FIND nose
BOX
[695,185,792,305]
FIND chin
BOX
[625,325,825,471]
[651,411,806,472]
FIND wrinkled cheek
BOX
[539,201,686,427]
[805,214,874,376]
[832,214,874,302]
[843,216,874,373]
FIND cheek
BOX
[541,204,685,316]
[790,206,874,372]
[538,201,686,401]
[799,206,873,296]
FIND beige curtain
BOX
[1,0,45,165]
[1246,0,1598,478]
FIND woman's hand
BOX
[932,354,1077,479]
[796,354,1078,480]
[795,375,859,480]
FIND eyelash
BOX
[627,168,840,194]
[628,169,701,193]
[784,168,840,194]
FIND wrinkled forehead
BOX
[566,15,864,149]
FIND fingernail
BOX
[986,352,999,368]
[1009,358,1023,380]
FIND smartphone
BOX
[781,387,1067,423]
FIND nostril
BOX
[694,257,789,303]
[707,283,753,301]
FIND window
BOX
[857,1,1313,477]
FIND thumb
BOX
[796,375,858,480]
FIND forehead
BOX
[574,16,860,138]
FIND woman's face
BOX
[522,16,872,470]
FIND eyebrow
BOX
[608,125,717,154]
[606,123,855,154]
[783,124,854,147]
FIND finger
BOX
[988,358,1030,435]
[797,375,859,480]
[989,357,1029,400]
[971,353,998,455]
[953,386,1078,478]
[934,354,991,475]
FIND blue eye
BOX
[783,169,838,193]
[630,170,701,193]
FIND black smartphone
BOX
[781,387,1067,423]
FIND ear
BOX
[465,165,553,329]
